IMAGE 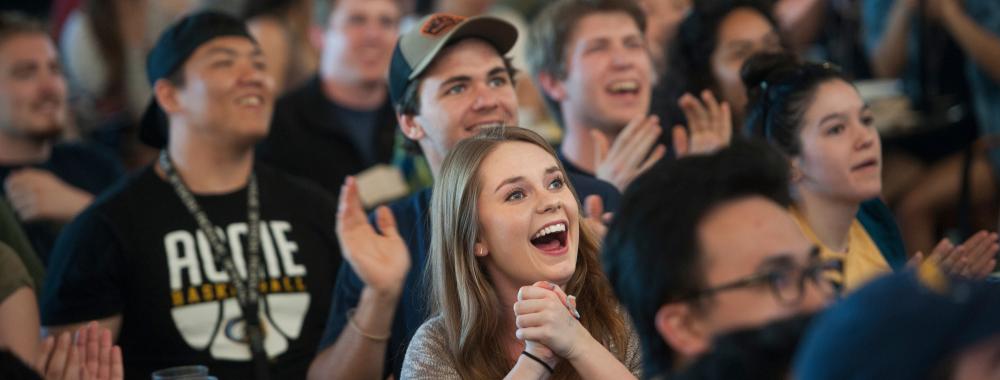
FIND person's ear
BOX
[655,302,712,360]
[536,71,568,102]
[399,113,426,141]
[789,158,804,183]
[154,79,182,114]
[473,242,489,257]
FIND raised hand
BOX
[336,176,411,295]
[671,90,732,158]
[917,232,999,279]
[593,115,667,192]
[582,195,613,243]
[5,169,94,223]
[34,322,123,380]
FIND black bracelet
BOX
[521,351,554,374]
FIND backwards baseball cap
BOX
[388,13,518,107]
[140,11,256,148]
[794,265,1000,379]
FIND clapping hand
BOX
[35,322,123,380]
[671,90,733,158]
[593,115,667,192]
[910,231,998,279]
[336,176,411,296]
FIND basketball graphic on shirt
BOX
[164,220,311,360]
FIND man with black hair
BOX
[605,140,832,377]
[41,12,340,379]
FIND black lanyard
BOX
[159,150,270,380]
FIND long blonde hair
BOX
[426,126,630,379]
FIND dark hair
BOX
[672,313,816,380]
[741,52,846,156]
[0,11,46,47]
[655,0,778,128]
[242,0,307,19]
[604,139,792,376]
[527,0,646,127]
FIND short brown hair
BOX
[0,11,47,48]
[526,0,646,126]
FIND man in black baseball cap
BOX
[41,11,342,379]
[308,11,622,380]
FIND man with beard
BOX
[0,12,124,263]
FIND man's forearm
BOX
[307,287,401,380]
[872,1,914,78]
[942,4,1000,82]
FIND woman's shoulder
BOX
[410,314,447,345]
[402,315,460,379]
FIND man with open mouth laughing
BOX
[528,0,734,193]
[528,0,663,193]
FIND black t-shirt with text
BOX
[41,164,339,379]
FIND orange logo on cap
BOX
[421,14,466,37]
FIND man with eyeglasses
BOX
[604,140,835,378]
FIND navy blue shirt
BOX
[0,143,124,263]
[318,169,621,378]
[258,76,397,198]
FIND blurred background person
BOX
[864,0,1000,255]
[259,0,403,203]
[244,0,320,95]
[0,11,124,263]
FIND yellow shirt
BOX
[790,208,892,293]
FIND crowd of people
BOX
[0,0,999,379]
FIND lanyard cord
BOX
[159,150,270,380]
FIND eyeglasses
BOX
[684,247,840,306]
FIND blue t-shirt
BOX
[0,143,124,263]
[961,1,1000,171]
[318,171,621,378]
